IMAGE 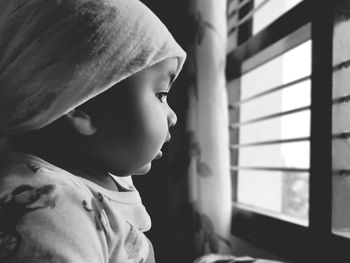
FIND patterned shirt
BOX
[0,151,155,263]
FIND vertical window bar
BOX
[308,0,333,260]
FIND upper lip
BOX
[165,134,171,143]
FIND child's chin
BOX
[133,163,152,175]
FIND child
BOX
[0,0,186,262]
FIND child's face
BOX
[82,58,178,176]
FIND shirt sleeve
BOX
[0,165,109,263]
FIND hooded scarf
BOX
[0,0,186,137]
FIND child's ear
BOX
[65,109,97,136]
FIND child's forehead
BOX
[93,58,178,103]
[115,58,178,87]
[151,57,178,71]
[137,57,179,81]
[84,58,178,103]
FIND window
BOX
[227,0,350,261]
[253,0,303,34]
[236,39,311,226]
[332,7,350,240]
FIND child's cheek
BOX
[140,113,167,156]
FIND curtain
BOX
[186,0,232,257]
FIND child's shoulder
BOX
[0,151,92,204]
[0,152,109,262]
[0,151,154,263]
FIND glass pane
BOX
[253,0,303,35]
[237,170,309,225]
[333,139,350,170]
[239,110,310,144]
[238,141,310,168]
[240,40,311,100]
[333,175,350,238]
[240,79,310,122]
[333,103,350,134]
[332,7,350,239]
[235,40,311,225]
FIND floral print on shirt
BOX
[0,184,56,260]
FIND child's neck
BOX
[15,144,122,191]
[61,157,124,191]
[10,132,126,191]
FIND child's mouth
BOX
[154,151,163,160]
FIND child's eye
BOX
[156,92,168,103]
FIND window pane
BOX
[240,80,310,122]
[235,39,311,225]
[237,170,309,225]
[240,40,311,100]
[333,175,350,238]
[332,10,350,239]
[239,110,310,144]
[333,103,350,134]
[238,141,310,168]
[253,0,303,35]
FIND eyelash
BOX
[156,92,168,103]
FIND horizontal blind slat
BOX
[230,137,310,148]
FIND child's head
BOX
[0,0,186,175]
[63,57,179,175]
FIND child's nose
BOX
[168,107,177,128]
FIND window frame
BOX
[226,0,349,261]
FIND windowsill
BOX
[234,203,308,227]
[333,229,350,239]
